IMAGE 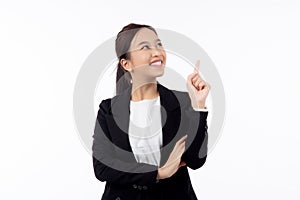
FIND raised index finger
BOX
[194,60,200,74]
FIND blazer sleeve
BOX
[181,98,209,170]
[92,99,159,186]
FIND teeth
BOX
[150,61,162,66]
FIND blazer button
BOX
[138,185,142,190]
[132,184,137,189]
[143,186,148,190]
[115,197,121,200]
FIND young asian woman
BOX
[92,23,210,200]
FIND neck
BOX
[131,81,159,102]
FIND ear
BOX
[120,58,132,71]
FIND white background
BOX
[1,0,300,199]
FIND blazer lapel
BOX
[106,82,181,167]
[156,83,182,167]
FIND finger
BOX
[194,79,202,88]
[172,149,185,161]
[192,74,203,82]
[189,75,200,91]
[179,140,186,149]
[179,161,186,168]
[200,82,209,92]
[175,141,186,154]
[198,81,207,90]
[177,135,188,144]
[178,134,187,144]
[175,144,186,155]
[206,82,211,90]
[180,140,186,150]
[174,141,186,150]
[187,72,198,83]
[194,60,200,73]
[193,78,206,90]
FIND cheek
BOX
[131,52,147,65]
[138,53,151,64]
[162,50,167,61]
[160,49,166,56]
[132,54,150,67]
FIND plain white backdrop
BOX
[1,0,300,199]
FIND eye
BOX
[141,45,150,50]
[157,42,163,47]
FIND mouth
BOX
[149,59,164,67]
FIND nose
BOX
[151,47,163,57]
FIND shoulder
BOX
[97,93,125,115]
[158,83,192,109]
[159,83,189,98]
[98,98,112,115]
[172,90,190,100]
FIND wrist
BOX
[198,101,206,109]
[192,103,206,109]
[157,167,165,181]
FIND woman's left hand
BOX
[186,60,210,109]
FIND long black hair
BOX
[115,23,157,95]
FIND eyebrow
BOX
[137,39,161,46]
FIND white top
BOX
[128,95,208,167]
[129,96,162,166]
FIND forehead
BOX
[130,28,158,47]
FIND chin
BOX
[154,70,165,77]
[156,72,164,77]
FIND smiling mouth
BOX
[149,60,163,67]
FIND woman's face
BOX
[123,28,166,83]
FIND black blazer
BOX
[92,82,208,200]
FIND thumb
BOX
[179,161,186,167]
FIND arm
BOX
[184,59,210,170]
[92,99,159,186]
[181,102,208,170]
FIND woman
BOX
[92,23,210,200]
